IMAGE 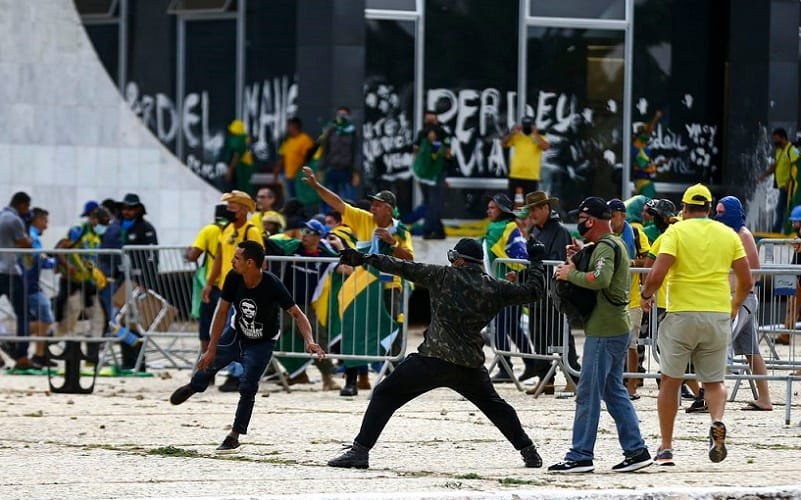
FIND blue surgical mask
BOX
[94,224,108,236]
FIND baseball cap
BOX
[570,197,612,220]
[81,200,99,217]
[304,219,329,237]
[367,190,397,208]
[606,198,626,213]
[681,183,713,205]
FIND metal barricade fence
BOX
[487,258,570,394]
[122,245,203,371]
[265,255,410,383]
[0,248,133,392]
[489,257,800,424]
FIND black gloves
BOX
[526,239,547,263]
[340,248,366,267]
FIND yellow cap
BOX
[681,183,712,205]
[228,119,246,135]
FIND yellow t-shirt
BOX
[506,132,544,181]
[775,142,800,188]
[214,222,264,288]
[628,222,651,308]
[279,132,315,180]
[657,218,746,313]
[191,224,222,283]
[647,235,670,309]
[342,204,415,288]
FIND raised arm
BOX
[301,166,345,213]
[340,249,440,288]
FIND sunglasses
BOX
[302,228,321,236]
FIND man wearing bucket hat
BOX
[328,237,548,470]
[481,193,536,383]
[520,191,581,394]
[641,183,752,465]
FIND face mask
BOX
[522,125,533,135]
[94,224,108,236]
[224,210,238,223]
[774,142,783,149]
[638,134,651,143]
[577,220,591,236]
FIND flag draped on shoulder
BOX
[337,265,400,368]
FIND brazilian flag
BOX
[337,266,400,368]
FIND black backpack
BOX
[550,239,626,326]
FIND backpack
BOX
[550,239,627,326]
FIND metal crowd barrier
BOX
[265,254,410,385]
[122,245,198,371]
[489,257,801,424]
[0,248,133,393]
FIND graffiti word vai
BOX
[426,88,579,177]
[363,84,414,182]
[243,76,298,163]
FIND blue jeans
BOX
[773,187,788,233]
[325,168,355,202]
[190,327,275,434]
[421,174,445,236]
[0,273,30,359]
[566,333,646,461]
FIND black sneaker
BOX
[520,445,542,468]
[327,442,369,469]
[612,448,652,472]
[216,435,240,454]
[339,384,358,397]
[169,384,196,405]
[548,459,594,473]
[518,366,538,382]
[685,398,708,413]
[490,371,514,384]
[708,421,727,463]
[218,375,239,392]
[31,355,57,368]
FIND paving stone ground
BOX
[1,331,800,499]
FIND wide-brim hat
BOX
[484,193,516,215]
[221,190,256,213]
[522,191,559,209]
[121,193,147,214]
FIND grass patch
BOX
[454,473,482,480]
[147,446,199,458]
[498,477,543,486]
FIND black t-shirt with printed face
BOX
[221,271,295,343]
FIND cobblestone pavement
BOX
[1,335,800,499]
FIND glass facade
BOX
[80,0,764,218]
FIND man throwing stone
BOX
[327,238,547,469]
[170,241,325,452]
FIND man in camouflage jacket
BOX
[327,237,547,469]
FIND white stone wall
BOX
[0,0,221,247]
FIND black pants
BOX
[354,354,533,450]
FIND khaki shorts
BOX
[657,311,730,383]
[629,307,643,349]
